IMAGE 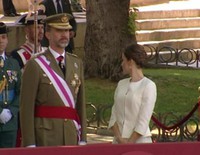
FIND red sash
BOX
[35,105,80,124]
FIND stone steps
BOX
[135,5,200,49]
[137,9,200,19]
[136,17,200,30]
[137,27,200,42]
[139,38,200,49]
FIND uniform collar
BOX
[0,52,6,60]
[49,47,65,60]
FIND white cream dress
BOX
[108,77,157,144]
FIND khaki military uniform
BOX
[20,50,86,147]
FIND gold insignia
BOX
[74,62,78,69]
[67,53,78,58]
[74,73,78,80]
[38,4,46,13]
[61,16,68,23]
[71,73,81,95]
[71,79,76,87]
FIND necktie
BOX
[56,0,62,13]
[57,56,66,75]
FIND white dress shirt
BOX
[49,47,65,64]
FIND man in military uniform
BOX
[20,13,86,147]
[0,22,21,148]
[38,0,77,53]
[11,13,47,70]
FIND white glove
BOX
[78,141,87,145]
[0,109,12,124]
[26,145,36,147]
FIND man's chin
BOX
[59,43,68,48]
[0,47,5,51]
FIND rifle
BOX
[33,0,38,54]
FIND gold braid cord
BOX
[0,76,7,93]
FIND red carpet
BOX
[0,142,199,155]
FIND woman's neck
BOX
[130,68,144,82]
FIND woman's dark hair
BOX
[123,43,147,68]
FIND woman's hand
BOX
[116,137,128,144]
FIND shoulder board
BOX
[66,52,78,58]
[34,52,45,59]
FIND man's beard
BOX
[58,41,69,48]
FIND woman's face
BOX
[121,53,131,75]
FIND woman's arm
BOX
[128,131,142,143]
[111,122,127,144]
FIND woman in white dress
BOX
[108,43,157,144]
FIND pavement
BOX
[87,133,113,144]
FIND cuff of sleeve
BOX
[108,120,115,129]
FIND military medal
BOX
[7,70,12,82]
[74,62,78,69]
[7,70,18,83]
[11,71,18,81]
[71,79,76,87]
[74,73,79,80]
[71,73,81,95]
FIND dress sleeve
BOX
[108,84,119,129]
[134,81,157,135]
[20,60,40,146]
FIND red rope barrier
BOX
[151,102,200,131]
